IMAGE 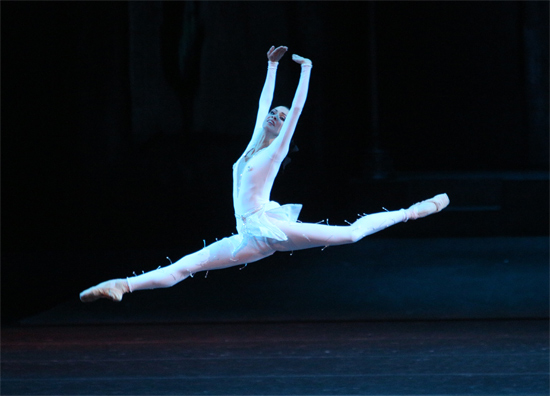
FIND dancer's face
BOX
[263,106,288,136]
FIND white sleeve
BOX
[243,61,278,155]
[269,63,312,162]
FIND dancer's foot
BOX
[80,279,129,303]
[406,193,450,220]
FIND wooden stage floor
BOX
[2,319,548,395]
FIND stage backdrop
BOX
[2,2,548,324]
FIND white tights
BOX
[127,208,408,292]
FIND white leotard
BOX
[231,61,311,245]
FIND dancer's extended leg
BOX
[269,193,449,252]
[268,208,408,251]
[79,234,275,302]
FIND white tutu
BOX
[233,201,302,256]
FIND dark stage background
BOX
[2,1,549,325]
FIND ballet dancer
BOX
[80,45,449,303]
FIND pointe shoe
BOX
[80,279,128,303]
[407,193,450,220]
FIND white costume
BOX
[80,59,449,301]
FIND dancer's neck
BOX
[246,130,275,161]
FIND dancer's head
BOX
[262,106,289,138]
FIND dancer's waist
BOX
[234,201,287,242]
[235,204,266,221]
[234,198,270,220]
[234,201,302,240]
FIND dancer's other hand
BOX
[267,45,288,62]
[292,54,312,66]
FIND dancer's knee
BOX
[348,230,361,243]
[349,224,369,243]
[141,267,187,289]
[158,248,211,285]
[325,226,361,245]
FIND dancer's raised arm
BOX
[267,54,312,162]
[245,46,288,154]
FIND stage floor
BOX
[2,319,548,395]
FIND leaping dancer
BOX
[80,46,449,303]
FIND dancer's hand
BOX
[267,46,288,62]
[292,54,312,66]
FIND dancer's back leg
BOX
[80,234,275,302]
[127,234,275,291]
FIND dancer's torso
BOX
[232,145,282,216]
